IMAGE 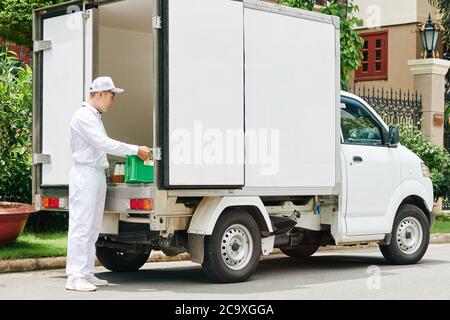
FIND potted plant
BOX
[0,202,35,245]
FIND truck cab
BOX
[339,92,434,242]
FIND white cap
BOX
[89,76,125,94]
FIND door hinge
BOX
[82,0,92,19]
[152,16,162,29]
[33,154,51,165]
[33,40,52,53]
[153,148,162,161]
[82,11,91,20]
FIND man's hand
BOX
[138,146,152,161]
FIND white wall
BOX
[98,26,154,149]
[353,0,437,29]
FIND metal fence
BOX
[351,86,423,128]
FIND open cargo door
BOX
[35,5,95,186]
[161,0,245,188]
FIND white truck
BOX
[32,0,434,283]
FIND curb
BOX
[429,233,450,243]
[0,233,448,274]
[0,257,66,274]
[0,251,192,274]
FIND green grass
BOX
[0,231,67,260]
[431,215,450,234]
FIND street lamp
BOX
[419,14,440,59]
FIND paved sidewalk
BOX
[0,233,449,274]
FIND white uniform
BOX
[67,102,138,280]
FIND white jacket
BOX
[70,102,138,168]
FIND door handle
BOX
[353,156,363,163]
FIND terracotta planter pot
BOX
[0,202,35,245]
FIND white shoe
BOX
[66,277,97,292]
[85,274,109,286]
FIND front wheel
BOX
[202,209,261,283]
[379,204,430,265]
[96,246,151,272]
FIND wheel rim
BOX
[396,217,423,254]
[220,224,253,270]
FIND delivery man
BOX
[65,76,152,292]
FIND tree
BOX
[0,0,66,48]
[0,51,33,203]
[428,0,449,112]
[428,0,449,51]
[278,0,363,90]
[398,123,450,201]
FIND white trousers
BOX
[66,165,107,279]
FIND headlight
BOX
[421,163,430,178]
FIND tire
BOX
[202,209,261,283]
[379,204,430,265]
[96,246,150,272]
[281,244,320,258]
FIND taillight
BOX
[42,197,65,209]
[129,199,153,211]
[143,199,152,210]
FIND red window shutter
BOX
[355,30,388,81]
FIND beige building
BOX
[350,0,443,91]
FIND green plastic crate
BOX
[125,155,154,184]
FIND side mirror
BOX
[388,125,399,147]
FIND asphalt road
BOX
[1,244,449,300]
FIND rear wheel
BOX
[96,246,151,272]
[379,204,430,265]
[202,209,261,283]
[281,244,320,258]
